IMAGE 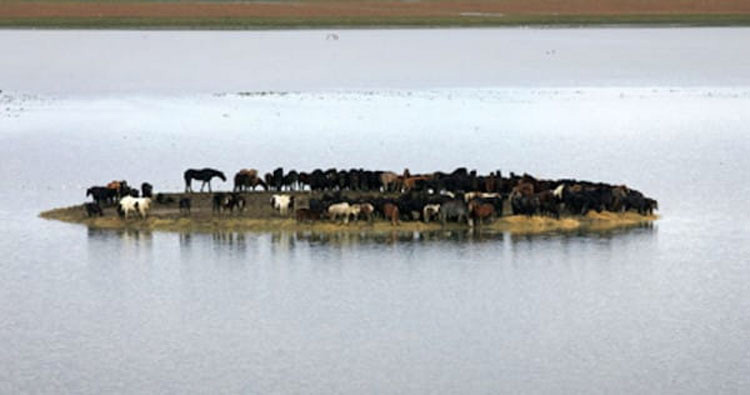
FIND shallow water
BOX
[2,29,750,394]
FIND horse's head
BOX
[217,171,227,182]
[86,188,92,196]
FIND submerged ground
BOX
[2,0,750,27]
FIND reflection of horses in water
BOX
[184,168,226,193]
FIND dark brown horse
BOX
[295,208,320,222]
[184,168,226,193]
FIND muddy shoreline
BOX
[40,191,658,235]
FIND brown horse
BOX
[355,203,375,222]
[403,175,431,191]
[238,168,257,178]
[295,208,320,222]
[234,169,266,192]
[106,180,129,198]
[468,200,496,225]
[383,203,400,225]
[513,182,535,197]
[535,190,559,218]
[380,172,400,192]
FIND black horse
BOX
[141,182,153,198]
[184,168,226,193]
[86,186,117,206]
[179,197,191,215]
[84,202,103,217]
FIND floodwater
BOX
[1,29,750,394]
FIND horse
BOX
[107,180,130,199]
[354,203,375,222]
[271,195,294,215]
[234,169,267,192]
[141,182,153,198]
[510,191,538,216]
[184,168,226,193]
[118,196,151,219]
[179,197,191,215]
[155,193,175,205]
[283,170,299,191]
[117,196,135,218]
[327,202,359,224]
[423,204,440,223]
[213,193,244,214]
[438,200,471,226]
[226,194,246,213]
[380,172,400,192]
[383,203,400,226]
[134,197,152,218]
[84,202,103,217]
[468,200,496,225]
[463,192,502,202]
[535,190,560,218]
[212,193,227,213]
[295,208,320,222]
[86,186,116,206]
[403,175,432,191]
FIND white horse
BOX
[118,196,151,219]
[118,196,137,219]
[464,192,502,202]
[270,194,294,215]
[423,204,441,223]
[553,184,566,200]
[134,197,152,218]
[327,202,360,224]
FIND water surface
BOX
[1,28,749,394]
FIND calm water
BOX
[1,29,750,394]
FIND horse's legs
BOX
[208,181,212,193]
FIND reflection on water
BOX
[87,227,153,245]
[86,222,655,250]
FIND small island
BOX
[40,168,658,235]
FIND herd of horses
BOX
[82,167,658,226]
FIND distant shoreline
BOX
[3,0,750,29]
[3,15,750,29]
